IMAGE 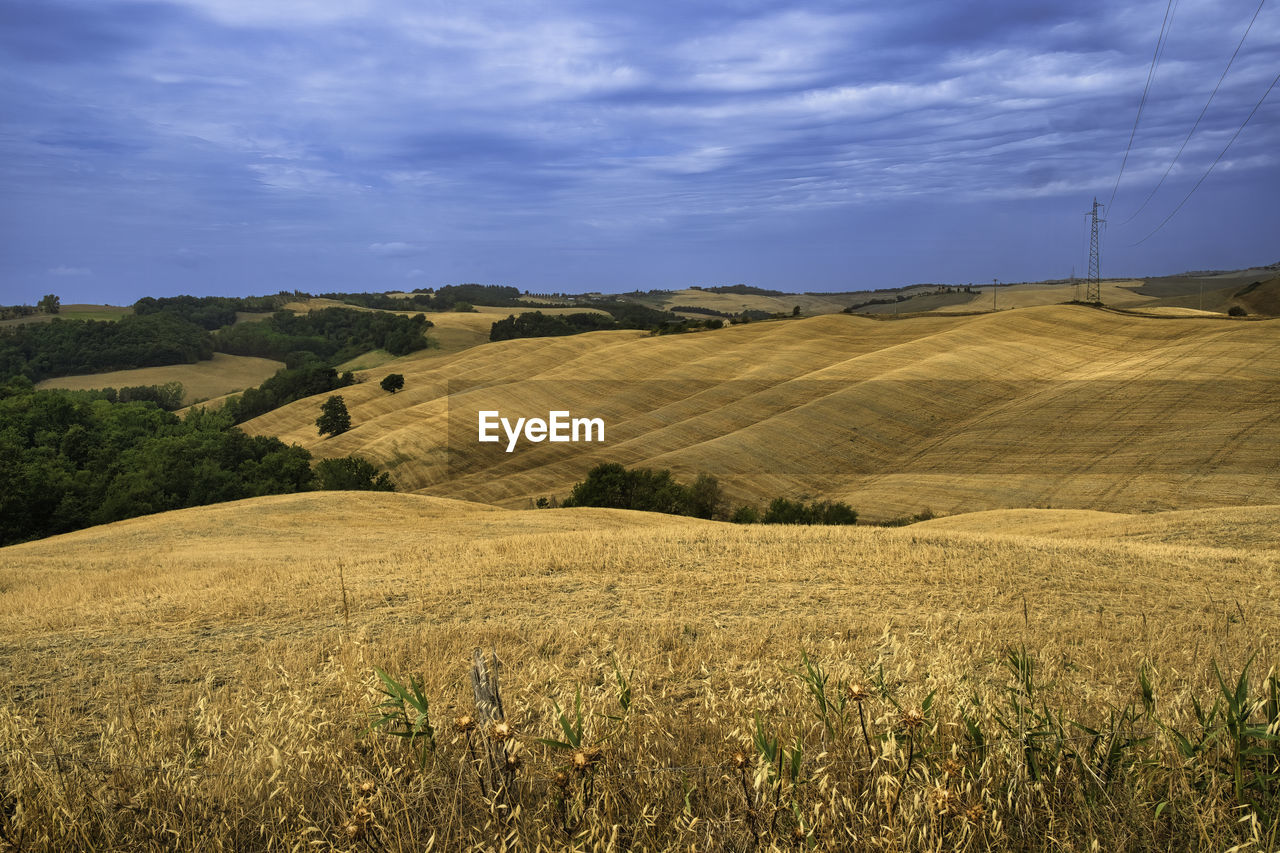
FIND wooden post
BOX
[471,648,518,819]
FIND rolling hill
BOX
[240,304,1280,520]
[2,491,1275,848]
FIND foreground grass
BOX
[1,493,1277,850]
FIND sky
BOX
[2,0,1278,305]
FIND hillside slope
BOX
[2,492,1276,849]
[242,305,1280,519]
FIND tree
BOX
[315,455,394,491]
[316,395,351,437]
[38,294,60,314]
[380,373,405,394]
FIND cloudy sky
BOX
[2,0,1277,304]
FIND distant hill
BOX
[239,303,1280,521]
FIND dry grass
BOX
[240,305,1280,520]
[1,493,1277,850]
[35,353,286,404]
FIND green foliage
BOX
[705,284,786,296]
[0,387,317,546]
[379,373,405,394]
[316,395,351,437]
[489,311,618,342]
[38,294,60,315]
[224,366,354,424]
[490,302,681,342]
[561,463,724,519]
[730,504,760,524]
[761,497,858,525]
[53,383,186,412]
[669,305,731,317]
[0,314,212,382]
[1228,305,1248,317]
[427,283,524,310]
[132,294,281,330]
[315,455,394,491]
[370,668,436,768]
[0,303,40,322]
[538,686,587,751]
[651,318,724,335]
[214,307,432,362]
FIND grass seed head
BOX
[454,714,476,734]
[847,682,870,703]
[491,721,512,742]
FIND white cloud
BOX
[370,242,427,257]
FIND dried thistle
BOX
[899,708,925,732]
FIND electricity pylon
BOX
[1086,198,1104,304]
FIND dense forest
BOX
[0,380,393,546]
[489,301,685,341]
[323,283,547,312]
[132,293,282,329]
[0,313,214,382]
[214,308,433,363]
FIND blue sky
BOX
[2,0,1277,304]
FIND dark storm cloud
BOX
[1,0,1276,302]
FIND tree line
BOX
[0,380,394,546]
[558,462,858,525]
[489,301,687,342]
[0,313,214,382]
[214,308,433,363]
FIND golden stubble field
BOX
[2,492,1278,850]
[242,305,1280,520]
[36,353,285,405]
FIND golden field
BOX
[242,304,1280,520]
[6,300,1280,850]
[1,492,1278,849]
[36,352,285,404]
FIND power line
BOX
[1108,0,1180,212]
[1118,0,1268,227]
[1129,65,1280,246]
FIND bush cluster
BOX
[561,463,859,525]
[0,382,394,546]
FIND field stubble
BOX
[1,493,1278,850]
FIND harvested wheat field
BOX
[36,353,285,404]
[244,304,1280,520]
[2,492,1278,850]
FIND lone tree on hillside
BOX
[316,395,351,437]
[38,294,60,314]
[380,373,405,394]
